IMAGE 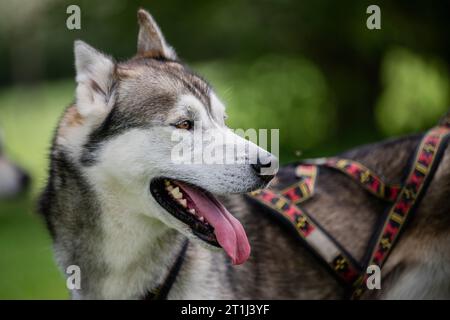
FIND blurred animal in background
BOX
[0,131,30,198]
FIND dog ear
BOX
[74,40,116,119]
[137,9,177,60]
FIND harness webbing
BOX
[352,124,450,298]
[248,122,450,299]
[324,158,402,202]
[280,164,317,204]
[249,188,362,285]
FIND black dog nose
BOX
[251,154,277,182]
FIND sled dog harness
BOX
[248,120,450,299]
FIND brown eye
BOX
[175,120,193,130]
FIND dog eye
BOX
[174,120,193,130]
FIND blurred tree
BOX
[376,48,449,136]
[0,0,56,83]
[197,55,335,161]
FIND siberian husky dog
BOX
[40,9,450,300]
[40,9,276,299]
[0,133,30,198]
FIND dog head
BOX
[58,9,278,264]
[0,133,30,198]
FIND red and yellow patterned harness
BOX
[248,120,450,299]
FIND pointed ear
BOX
[74,40,116,119]
[137,9,177,60]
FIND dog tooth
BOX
[179,199,187,208]
[199,216,205,222]
[164,180,171,187]
[171,187,183,199]
[167,185,174,191]
[188,209,196,215]
[174,193,183,199]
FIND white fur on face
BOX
[79,93,271,259]
[169,94,269,192]
[86,93,269,195]
[86,93,269,196]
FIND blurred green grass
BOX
[0,198,67,299]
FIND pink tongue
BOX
[177,182,251,265]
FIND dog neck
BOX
[78,178,186,299]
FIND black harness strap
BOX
[143,239,189,300]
